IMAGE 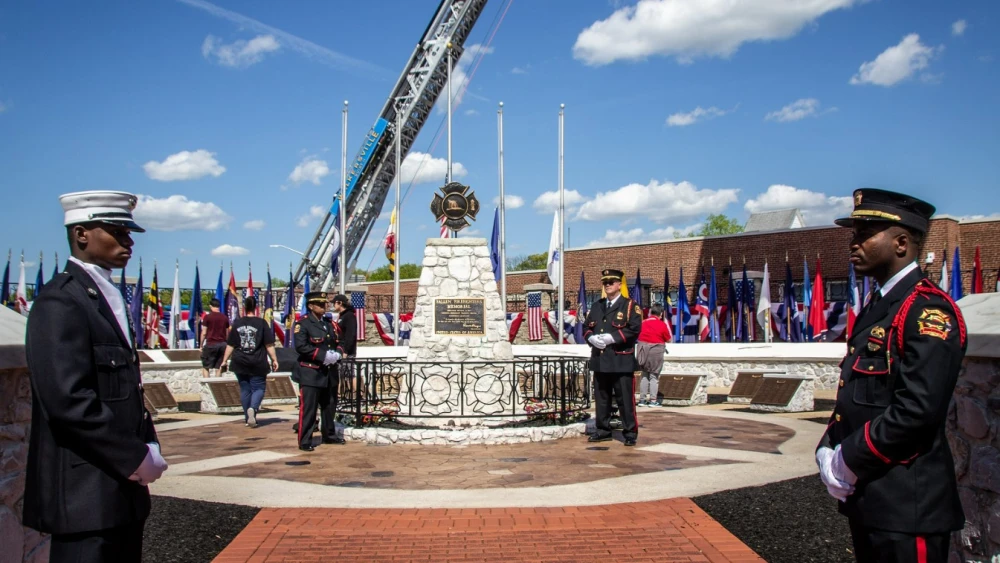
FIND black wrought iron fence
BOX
[334,357,591,427]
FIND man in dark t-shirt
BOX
[220,296,278,428]
[200,298,230,376]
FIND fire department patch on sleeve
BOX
[294,324,301,333]
[917,308,952,340]
[635,305,641,315]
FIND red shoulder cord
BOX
[891,279,967,353]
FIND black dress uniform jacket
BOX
[292,314,336,388]
[23,260,157,535]
[333,307,358,357]
[583,296,642,372]
[818,266,967,534]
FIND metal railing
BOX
[334,357,591,427]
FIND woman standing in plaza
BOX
[220,296,279,427]
[636,302,672,406]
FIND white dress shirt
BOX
[69,256,132,347]
[877,261,919,298]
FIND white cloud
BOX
[133,195,232,231]
[493,194,525,209]
[850,34,941,87]
[22,261,37,269]
[952,20,967,37]
[143,149,226,181]
[287,157,331,186]
[532,190,588,214]
[743,184,852,226]
[296,205,326,227]
[765,98,835,122]
[439,43,494,112]
[399,152,468,185]
[243,219,266,231]
[511,65,530,74]
[573,0,861,66]
[585,224,702,247]
[179,248,194,255]
[463,109,479,116]
[177,0,389,77]
[575,180,739,222]
[666,105,731,127]
[201,34,280,68]
[211,244,250,257]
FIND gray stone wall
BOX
[663,359,840,390]
[140,363,203,396]
[949,357,1000,561]
[0,366,48,563]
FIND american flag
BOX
[439,219,451,238]
[352,292,366,340]
[526,292,543,341]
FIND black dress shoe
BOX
[298,444,314,452]
[588,434,612,443]
[623,438,637,447]
[322,436,346,445]
[292,423,299,433]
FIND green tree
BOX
[367,263,422,281]
[507,252,548,271]
[696,214,744,237]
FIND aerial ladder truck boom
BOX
[294,0,490,291]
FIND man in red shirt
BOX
[200,298,230,377]
[636,302,672,406]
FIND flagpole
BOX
[785,252,791,341]
[393,100,402,346]
[446,43,455,238]
[497,101,507,310]
[557,103,565,345]
[340,100,348,294]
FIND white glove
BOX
[129,443,168,486]
[816,446,854,502]
[831,445,858,486]
[587,335,606,349]
[323,350,341,365]
[599,333,615,346]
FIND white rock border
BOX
[341,422,587,445]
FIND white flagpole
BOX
[446,43,456,238]
[557,103,565,345]
[340,100,348,293]
[498,101,507,309]
[393,102,402,346]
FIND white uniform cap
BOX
[59,190,145,233]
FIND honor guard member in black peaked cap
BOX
[582,268,643,446]
[293,291,341,451]
[24,190,165,563]
[818,188,967,563]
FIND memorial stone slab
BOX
[750,374,815,413]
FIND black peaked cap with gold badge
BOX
[834,188,936,233]
[305,291,328,305]
[600,268,624,282]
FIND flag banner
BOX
[782,261,802,343]
[972,246,983,294]
[167,264,181,348]
[950,247,963,301]
[490,207,501,283]
[34,257,44,298]
[547,211,561,288]
[526,292,544,341]
[544,309,578,344]
[807,259,826,341]
[16,258,29,316]
[440,219,451,238]
[769,302,848,342]
[177,310,196,349]
[506,312,524,343]
[130,267,144,348]
[802,258,812,339]
[674,269,690,343]
[939,249,949,292]
[352,292,367,341]
[190,265,203,348]
[756,263,772,342]
[282,268,296,348]
[215,267,225,304]
[574,270,587,344]
[668,306,701,342]
[145,265,162,348]
[694,276,711,342]
[385,208,397,274]
[1,255,9,307]
[226,269,241,324]
[846,263,860,339]
[373,312,413,345]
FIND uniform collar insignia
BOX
[86,287,98,298]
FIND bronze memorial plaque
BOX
[144,382,178,409]
[729,372,767,399]
[751,378,803,406]
[658,375,701,401]
[207,381,243,407]
[434,298,486,336]
[264,376,297,400]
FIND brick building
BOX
[361,215,1000,313]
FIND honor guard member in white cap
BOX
[583,268,643,446]
[293,291,342,451]
[24,191,166,562]
[818,188,966,563]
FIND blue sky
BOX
[1,0,997,285]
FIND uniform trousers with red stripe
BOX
[593,372,637,440]
[849,520,950,563]
[298,380,337,448]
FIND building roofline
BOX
[566,223,841,253]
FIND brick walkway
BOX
[212,498,763,562]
